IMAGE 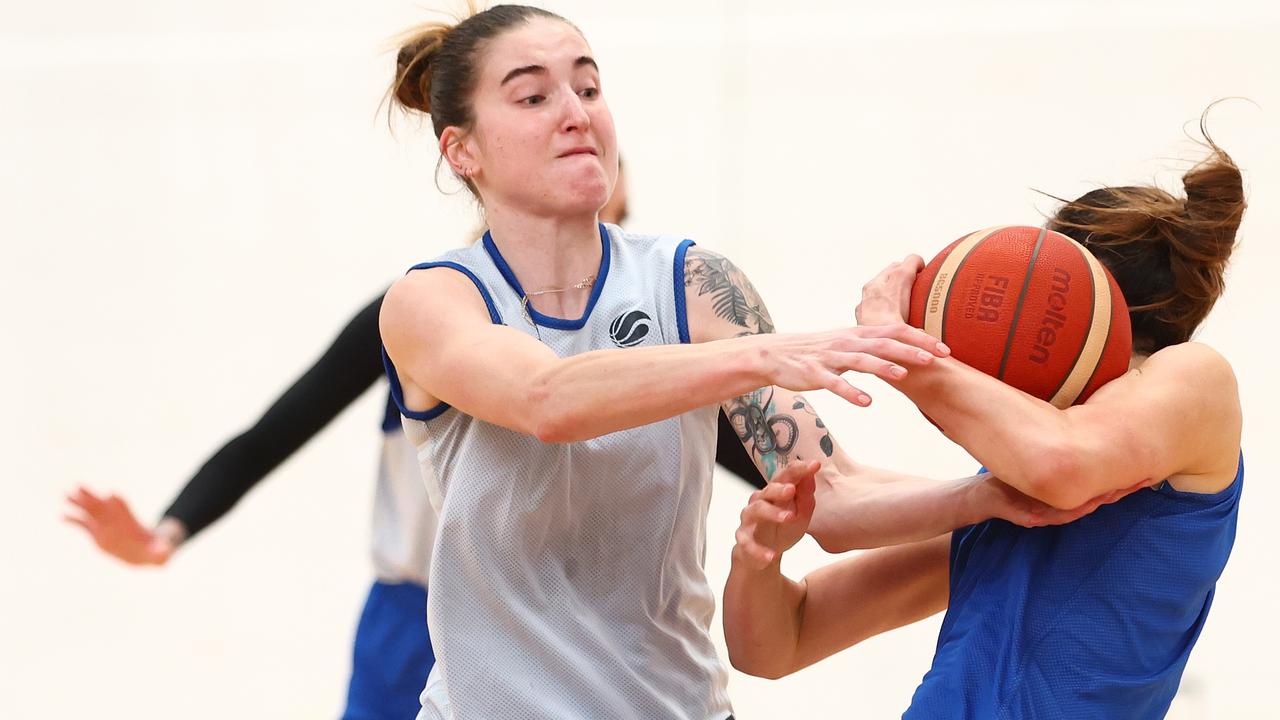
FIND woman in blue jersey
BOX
[724,122,1245,719]
[375,5,1107,718]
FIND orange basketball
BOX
[908,226,1132,408]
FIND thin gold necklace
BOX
[520,274,597,339]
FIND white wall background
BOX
[4,1,1277,717]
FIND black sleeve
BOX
[714,410,767,490]
[162,292,389,539]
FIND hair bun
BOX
[393,22,454,115]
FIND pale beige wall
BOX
[5,1,1277,717]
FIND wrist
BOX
[736,333,778,389]
[155,517,189,550]
[731,542,785,575]
[957,475,995,526]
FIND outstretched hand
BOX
[761,323,950,409]
[63,487,178,566]
[732,460,821,570]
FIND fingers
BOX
[823,373,872,407]
[746,488,796,524]
[794,471,818,521]
[67,487,106,515]
[771,460,821,486]
[898,255,923,314]
[734,527,778,568]
[827,348,914,382]
[858,324,950,359]
[62,512,99,536]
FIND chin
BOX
[560,184,611,217]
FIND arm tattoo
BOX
[727,386,799,480]
[688,247,801,478]
[685,247,776,335]
[793,398,835,457]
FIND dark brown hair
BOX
[389,4,570,199]
[391,4,566,133]
[1047,113,1246,354]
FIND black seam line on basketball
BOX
[996,227,1048,380]
[938,231,991,345]
[1045,241,1099,404]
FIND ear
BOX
[439,126,480,178]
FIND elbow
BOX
[525,372,582,444]
[528,400,574,445]
[727,646,793,680]
[532,416,582,444]
[1021,444,1091,509]
[807,517,855,554]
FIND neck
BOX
[484,207,602,319]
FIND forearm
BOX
[726,536,952,678]
[528,334,773,443]
[723,555,807,679]
[164,294,387,536]
[809,468,983,552]
[789,537,950,670]
[890,358,1085,507]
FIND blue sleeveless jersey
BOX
[905,455,1243,719]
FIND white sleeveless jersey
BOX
[369,397,437,585]
[385,224,731,720]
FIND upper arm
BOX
[1057,342,1241,496]
[682,247,846,480]
[683,246,776,343]
[789,535,950,671]
[379,268,561,436]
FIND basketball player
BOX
[377,6,1092,718]
[60,156,768,719]
[725,122,1244,719]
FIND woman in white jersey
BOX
[379,6,1090,718]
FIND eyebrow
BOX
[500,56,599,86]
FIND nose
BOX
[559,87,591,134]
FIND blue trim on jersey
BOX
[482,223,611,330]
[674,239,696,344]
[407,261,503,324]
[380,390,401,433]
[380,261,503,422]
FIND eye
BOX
[521,95,546,106]
[580,86,599,100]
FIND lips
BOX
[557,147,598,158]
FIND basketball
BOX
[908,226,1133,408]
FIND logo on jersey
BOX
[609,310,652,348]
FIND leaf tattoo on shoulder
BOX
[685,247,776,335]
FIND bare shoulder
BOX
[683,245,776,342]
[381,266,494,347]
[1143,342,1236,384]
[1138,342,1241,417]
[1144,342,1242,490]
